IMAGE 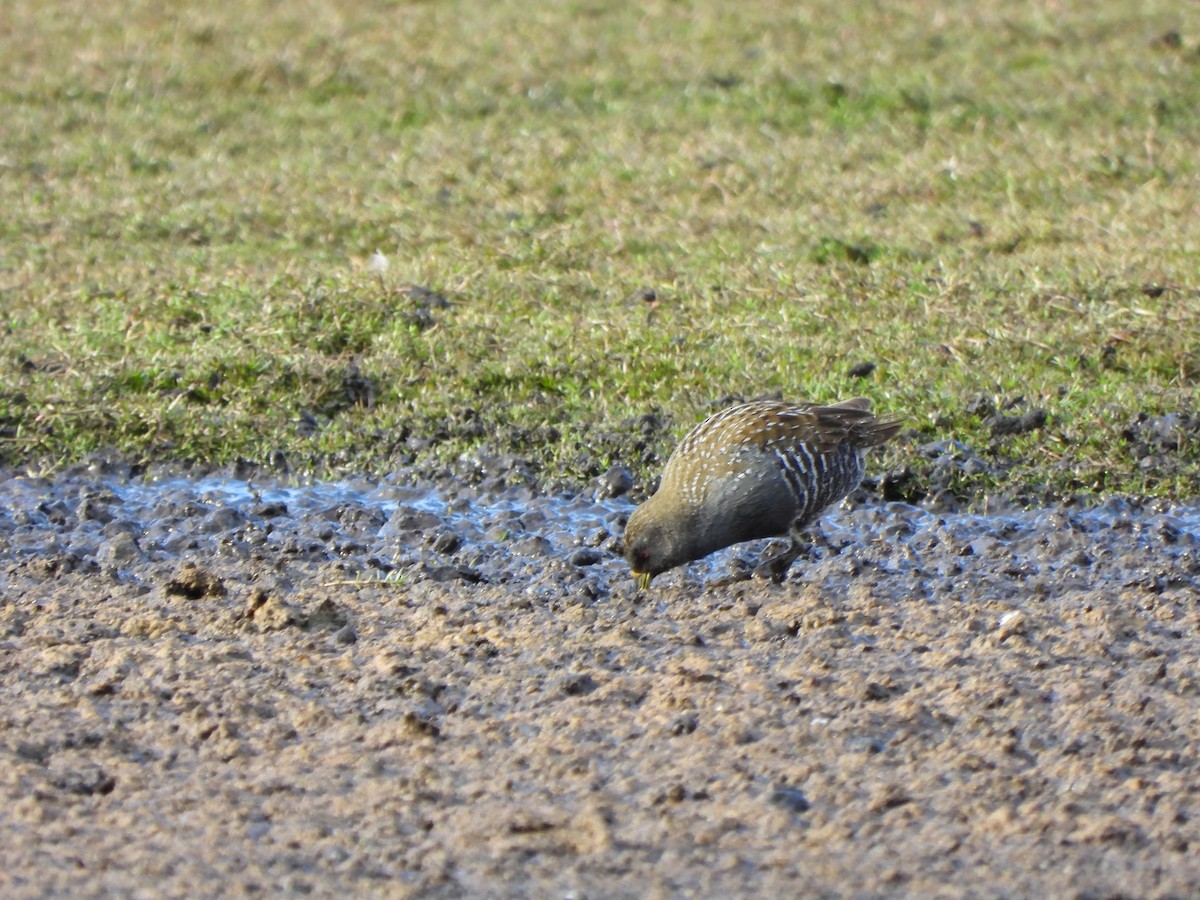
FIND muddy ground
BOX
[2,458,1200,897]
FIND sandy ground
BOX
[2,468,1200,897]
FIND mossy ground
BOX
[3,0,1199,497]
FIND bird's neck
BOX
[684,500,744,560]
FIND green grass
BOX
[2,0,1199,498]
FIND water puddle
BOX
[1,468,1198,599]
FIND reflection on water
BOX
[1,469,1198,597]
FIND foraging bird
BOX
[624,398,900,589]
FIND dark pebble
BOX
[572,579,601,601]
[403,284,450,309]
[324,503,387,531]
[580,527,610,548]
[383,507,443,534]
[425,564,483,584]
[863,681,897,701]
[51,765,116,796]
[844,734,885,754]
[38,500,71,526]
[251,501,289,519]
[769,786,811,814]
[569,548,603,567]
[987,409,1047,437]
[429,530,461,554]
[511,535,553,557]
[670,714,699,736]
[295,411,320,437]
[401,706,442,739]
[553,672,598,696]
[965,395,996,418]
[200,507,245,534]
[77,497,114,524]
[596,466,634,500]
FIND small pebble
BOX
[569,548,603,567]
[429,530,462,554]
[596,466,634,500]
[769,786,811,814]
[996,610,1028,640]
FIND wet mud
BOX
[3,460,1200,896]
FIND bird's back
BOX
[662,399,899,548]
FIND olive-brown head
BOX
[623,497,699,590]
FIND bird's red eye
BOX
[636,549,650,562]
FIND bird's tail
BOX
[821,398,902,449]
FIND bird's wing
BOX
[720,400,875,454]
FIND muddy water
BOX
[4,464,1200,896]
[2,466,1197,598]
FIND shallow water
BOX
[2,467,1198,599]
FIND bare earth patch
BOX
[2,471,1198,896]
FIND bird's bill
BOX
[634,570,653,591]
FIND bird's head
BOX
[623,498,695,590]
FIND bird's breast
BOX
[688,443,865,549]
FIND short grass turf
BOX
[2,0,1199,498]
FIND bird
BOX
[623,398,901,589]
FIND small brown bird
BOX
[624,398,901,588]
